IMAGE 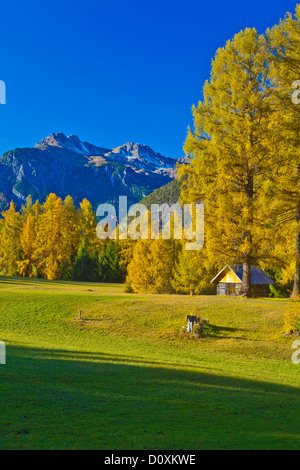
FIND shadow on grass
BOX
[201,324,247,339]
[0,275,123,288]
[1,344,300,450]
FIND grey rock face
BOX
[0,132,183,210]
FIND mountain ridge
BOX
[0,132,184,211]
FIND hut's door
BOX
[225,283,235,296]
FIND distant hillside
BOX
[140,178,182,208]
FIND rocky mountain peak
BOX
[0,132,182,211]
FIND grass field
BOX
[0,276,299,450]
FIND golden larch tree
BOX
[180,28,279,297]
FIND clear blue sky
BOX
[0,0,297,158]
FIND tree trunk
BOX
[292,200,300,298]
[240,172,253,298]
[241,257,252,298]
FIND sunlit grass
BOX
[0,276,298,449]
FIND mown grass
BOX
[0,276,299,450]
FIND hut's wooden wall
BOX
[217,283,270,297]
[251,285,270,298]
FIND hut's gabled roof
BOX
[233,266,274,285]
[211,265,274,285]
[211,265,239,284]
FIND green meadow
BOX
[0,276,299,450]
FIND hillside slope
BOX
[0,277,297,450]
[140,178,182,208]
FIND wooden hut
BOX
[211,265,274,297]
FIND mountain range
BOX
[0,132,185,211]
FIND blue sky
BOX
[0,0,297,158]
